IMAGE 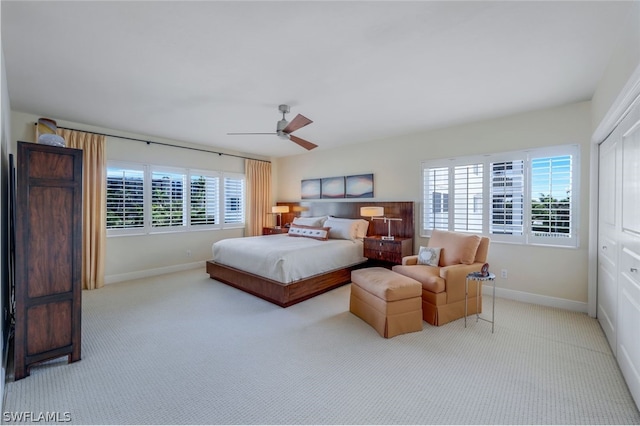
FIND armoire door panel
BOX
[27,187,74,298]
[26,301,73,355]
[27,150,75,180]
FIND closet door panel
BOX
[618,112,640,407]
[622,123,640,233]
[598,135,619,350]
[618,245,640,406]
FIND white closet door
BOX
[597,135,619,353]
[618,102,640,406]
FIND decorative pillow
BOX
[417,246,441,267]
[292,216,327,227]
[326,217,370,239]
[288,224,331,241]
[323,218,358,240]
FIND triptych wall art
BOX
[301,173,374,199]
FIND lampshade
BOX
[292,206,309,213]
[271,206,290,214]
[360,206,384,217]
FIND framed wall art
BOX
[321,176,345,199]
[301,179,321,199]
[346,174,374,198]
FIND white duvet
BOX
[212,234,366,284]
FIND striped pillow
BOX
[287,224,331,241]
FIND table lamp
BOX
[271,206,289,228]
[360,206,402,240]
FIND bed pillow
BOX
[417,246,441,267]
[292,216,328,227]
[326,217,370,238]
[288,224,331,241]
[324,218,359,240]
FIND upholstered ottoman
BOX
[350,267,423,338]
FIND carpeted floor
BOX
[3,268,639,425]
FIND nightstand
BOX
[262,227,288,235]
[363,236,413,265]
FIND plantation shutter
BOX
[423,166,449,231]
[151,171,187,228]
[490,160,524,236]
[224,175,245,225]
[106,166,145,230]
[530,155,573,241]
[190,174,220,226]
[453,164,483,233]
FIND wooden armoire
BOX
[14,141,83,380]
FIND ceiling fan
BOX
[227,104,318,150]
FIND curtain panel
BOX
[245,160,272,236]
[58,129,107,290]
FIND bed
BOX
[206,201,414,307]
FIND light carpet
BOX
[3,268,639,425]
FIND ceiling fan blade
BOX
[283,114,313,134]
[227,132,276,135]
[289,135,318,151]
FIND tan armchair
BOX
[392,229,490,326]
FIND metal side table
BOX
[465,272,496,333]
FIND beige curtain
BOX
[245,159,272,236]
[58,129,107,290]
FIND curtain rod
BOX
[35,123,271,163]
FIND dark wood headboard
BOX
[277,201,414,239]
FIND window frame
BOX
[106,161,245,237]
[421,144,580,248]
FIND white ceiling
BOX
[1,1,632,158]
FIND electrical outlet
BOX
[501,269,508,279]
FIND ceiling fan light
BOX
[277,119,288,132]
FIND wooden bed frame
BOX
[206,201,414,307]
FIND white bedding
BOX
[212,234,366,284]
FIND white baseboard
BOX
[105,264,588,313]
[105,261,206,284]
[484,285,588,313]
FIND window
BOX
[223,174,244,225]
[151,169,186,229]
[106,163,244,236]
[190,173,219,226]
[423,167,449,230]
[530,155,572,244]
[490,160,524,236]
[453,163,483,233]
[421,144,579,247]
[106,165,145,233]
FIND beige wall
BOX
[10,111,270,282]
[587,1,640,316]
[275,101,592,310]
[591,0,640,134]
